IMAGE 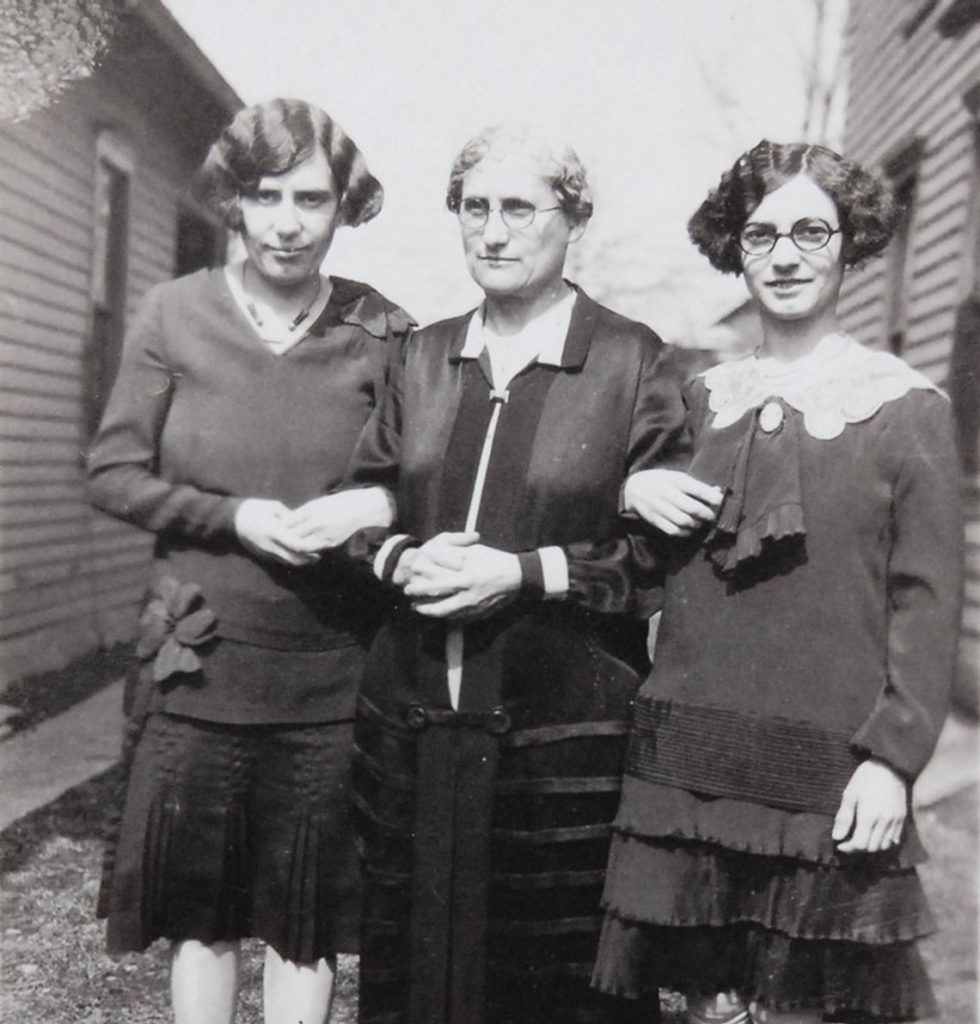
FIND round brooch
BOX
[758,400,784,433]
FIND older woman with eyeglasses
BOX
[341,124,693,1024]
[592,140,963,1024]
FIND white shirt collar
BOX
[459,288,576,369]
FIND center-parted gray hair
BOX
[197,98,384,230]
[445,124,594,225]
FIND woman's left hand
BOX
[402,532,522,620]
[282,487,396,552]
[832,758,909,853]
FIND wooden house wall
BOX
[839,0,980,698]
[0,75,211,684]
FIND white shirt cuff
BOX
[538,546,569,598]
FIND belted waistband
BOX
[404,702,512,736]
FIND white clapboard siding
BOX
[0,18,237,682]
[841,0,980,701]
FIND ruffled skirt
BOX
[593,781,938,1021]
[99,711,361,963]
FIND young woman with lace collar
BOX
[592,141,963,1024]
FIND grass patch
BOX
[2,768,974,1022]
[0,766,356,1023]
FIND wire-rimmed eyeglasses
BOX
[456,197,562,230]
[739,217,841,256]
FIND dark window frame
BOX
[85,130,133,439]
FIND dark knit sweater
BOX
[88,267,412,721]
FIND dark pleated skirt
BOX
[98,711,361,963]
[594,829,938,1021]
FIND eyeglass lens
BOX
[739,218,837,255]
[458,198,543,229]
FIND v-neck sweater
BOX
[88,268,413,720]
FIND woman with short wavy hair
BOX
[593,140,962,1024]
[89,98,409,1024]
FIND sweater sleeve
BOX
[86,284,242,540]
[560,342,688,618]
[849,392,964,779]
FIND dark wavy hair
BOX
[688,139,900,275]
[445,124,593,225]
[197,98,383,230]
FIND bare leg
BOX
[171,939,241,1024]
[262,945,335,1024]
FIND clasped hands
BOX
[394,532,522,621]
[233,488,394,567]
[386,467,727,619]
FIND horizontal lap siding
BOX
[842,0,980,698]
[0,74,200,682]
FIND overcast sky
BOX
[162,0,848,338]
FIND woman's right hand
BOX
[233,499,320,566]
[624,469,724,536]
[282,487,396,553]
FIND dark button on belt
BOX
[404,703,512,735]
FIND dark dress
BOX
[593,337,963,1021]
[345,288,687,1024]
[87,267,412,961]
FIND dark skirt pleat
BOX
[103,712,360,962]
[97,665,156,919]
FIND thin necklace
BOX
[242,263,322,332]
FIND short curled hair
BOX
[197,98,383,230]
[688,139,900,275]
[445,124,593,225]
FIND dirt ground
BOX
[0,764,975,1024]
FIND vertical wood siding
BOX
[840,0,980,698]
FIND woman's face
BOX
[458,153,583,302]
[239,148,341,289]
[739,173,844,323]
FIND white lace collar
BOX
[702,333,940,440]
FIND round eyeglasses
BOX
[457,197,562,230]
[739,217,841,256]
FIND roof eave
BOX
[130,0,242,116]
